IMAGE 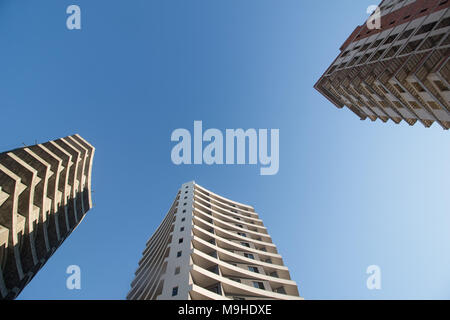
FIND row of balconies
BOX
[193,196,266,231]
[332,13,449,72]
[194,185,258,218]
[189,248,299,299]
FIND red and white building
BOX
[315,0,450,129]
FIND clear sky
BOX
[1,0,450,300]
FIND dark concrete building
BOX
[0,134,95,299]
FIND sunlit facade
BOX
[127,181,302,300]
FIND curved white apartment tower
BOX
[0,134,95,299]
[127,181,302,300]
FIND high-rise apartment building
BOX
[127,182,302,300]
[315,0,450,129]
[0,134,95,299]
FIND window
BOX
[270,271,279,278]
[185,191,188,193]
[181,217,185,222]
[244,253,254,260]
[253,281,265,289]
[398,29,413,40]
[385,45,399,58]
[177,251,182,257]
[417,22,437,35]
[370,49,385,61]
[180,227,184,232]
[178,238,183,244]
[434,80,449,92]
[183,203,187,206]
[208,265,219,275]
[409,101,421,109]
[237,232,247,237]
[241,242,250,247]
[208,284,221,295]
[359,43,370,51]
[412,82,425,92]
[428,101,441,110]
[371,39,383,48]
[384,34,397,44]
[402,39,422,54]
[182,209,186,213]
[436,17,450,29]
[248,266,259,273]
[274,287,286,294]
[184,196,187,199]
[172,287,178,296]
[175,267,180,275]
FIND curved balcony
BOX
[193,205,270,241]
[193,200,267,233]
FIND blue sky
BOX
[1,0,450,299]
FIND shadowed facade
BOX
[315,0,450,129]
[0,134,95,299]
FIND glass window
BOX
[253,281,264,289]
[248,266,259,273]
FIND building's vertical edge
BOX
[157,181,195,300]
[71,134,95,211]
[126,188,181,300]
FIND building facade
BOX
[0,134,95,299]
[315,0,450,129]
[127,182,302,300]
